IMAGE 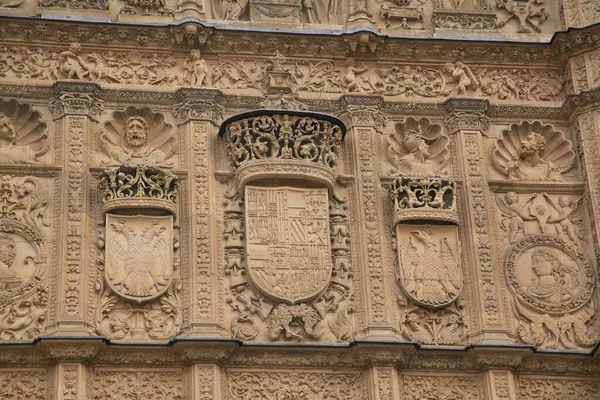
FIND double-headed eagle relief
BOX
[245,186,331,303]
[105,214,173,301]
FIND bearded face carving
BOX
[492,121,575,182]
[99,107,177,167]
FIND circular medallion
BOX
[505,235,594,315]
[0,219,46,302]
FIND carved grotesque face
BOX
[190,49,201,60]
[520,132,546,157]
[0,116,16,143]
[0,234,15,267]
[124,117,148,149]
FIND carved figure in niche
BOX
[527,249,577,304]
[496,192,536,243]
[183,49,208,86]
[215,0,248,20]
[100,107,177,167]
[106,215,172,301]
[0,100,49,165]
[0,0,24,6]
[342,58,368,92]
[397,228,461,307]
[303,0,317,22]
[443,62,479,96]
[387,117,449,176]
[493,121,575,182]
[58,43,91,80]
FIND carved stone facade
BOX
[0,3,599,400]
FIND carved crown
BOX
[100,165,179,215]
[219,110,346,193]
[391,177,458,224]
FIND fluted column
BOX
[174,88,225,337]
[444,98,509,343]
[49,82,103,335]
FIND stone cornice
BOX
[50,82,104,120]
[443,98,490,134]
[2,338,600,374]
[0,17,597,66]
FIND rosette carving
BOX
[100,165,179,216]
[0,99,49,164]
[220,110,345,192]
[387,117,449,176]
[492,121,575,181]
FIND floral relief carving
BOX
[91,370,183,400]
[38,0,108,8]
[519,378,600,399]
[0,370,50,399]
[492,121,575,181]
[99,107,177,167]
[387,117,449,176]
[226,371,362,400]
[0,175,50,340]
[401,375,483,400]
[0,99,49,164]
[495,0,549,33]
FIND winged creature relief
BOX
[0,100,49,164]
[397,228,462,308]
[492,121,575,181]
[387,117,449,176]
[99,107,177,167]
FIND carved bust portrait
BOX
[0,100,49,164]
[493,121,574,182]
[388,117,449,176]
[100,106,177,167]
[0,233,20,290]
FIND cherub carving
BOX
[496,192,536,243]
[544,194,583,243]
[99,107,177,167]
[342,58,368,93]
[387,117,449,176]
[443,62,479,96]
[58,42,91,80]
[493,121,574,182]
[0,100,49,164]
[183,49,208,86]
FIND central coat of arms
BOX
[245,186,332,303]
[105,214,173,302]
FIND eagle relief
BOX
[245,186,332,303]
[105,214,173,302]
[396,224,462,308]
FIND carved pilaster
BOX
[365,366,400,400]
[174,89,223,336]
[56,363,85,400]
[50,82,103,335]
[483,370,517,400]
[444,98,508,343]
[339,95,393,339]
[192,364,221,400]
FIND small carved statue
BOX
[100,107,177,167]
[443,62,479,96]
[183,49,208,86]
[544,194,583,243]
[342,58,368,92]
[58,42,91,80]
[0,113,41,164]
[218,0,248,20]
[506,132,562,181]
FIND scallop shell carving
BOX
[0,99,49,158]
[100,106,177,167]
[492,121,575,181]
[387,117,449,176]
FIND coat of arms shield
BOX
[245,186,332,304]
[105,214,173,302]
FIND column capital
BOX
[50,81,103,121]
[174,88,224,125]
[338,94,386,131]
[443,98,490,135]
